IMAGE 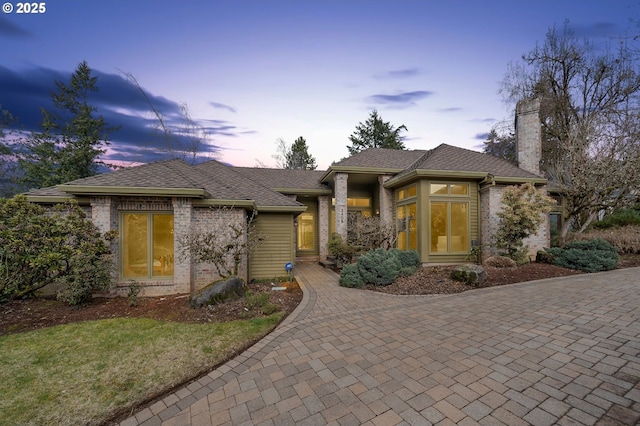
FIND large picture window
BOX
[430,202,468,253]
[429,182,469,254]
[122,213,174,278]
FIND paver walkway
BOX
[120,264,640,425]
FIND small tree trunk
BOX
[577,212,597,234]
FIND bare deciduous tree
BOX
[501,22,640,237]
[122,71,215,165]
[177,207,265,279]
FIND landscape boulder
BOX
[190,277,247,308]
[450,264,487,287]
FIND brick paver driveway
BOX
[121,264,640,425]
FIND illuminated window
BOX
[122,213,174,278]
[430,183,468,196]
[397,202,417,250]
[331,197,371,207]
[397,185,417,201]
[430,202,468,253]
[297,212,315,251]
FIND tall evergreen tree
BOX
[347,110,407,155]
[0,106,19,197]
[482,128,516,163]
[18,61,117,189]
[285,136,317,170]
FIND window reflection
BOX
[297,212,315,250]
[123,213,174,278]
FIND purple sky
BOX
[1,0,636,169]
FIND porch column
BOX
[172,197,193,294]
[378,175,393,226]
[318,195,330,259]
[334,173,348,240]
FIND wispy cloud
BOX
[0,65,253,164]
[571,21,620,38]
[474,132,490,140]
[209,101,236,113]
[0,16,32,38]
[366,90,432,109]
[373,68,421,80]
[438,107,463,113]
[470,117,496,123]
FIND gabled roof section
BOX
[233,167,331,194]
[193,161,304,210]
[321,148,426,183]
[53,159,209,198]
[26,158,305,212]
[387,144,545,187]
[59,159,201,188]
[333,147,426,169]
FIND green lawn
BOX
[0,314,284,426]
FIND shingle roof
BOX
[233,167,329,192]
[193,161,302,207]
[26,158,303,208]
[59,159,204,188]
[333,148,426,169]
[25,144,543,204]
[401,144,540,179]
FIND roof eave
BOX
[490,176,548,185]
[57,185,209,198]
[192,199,257,209]
[25,195,85,204]
[273,188,333,196]
[321,166,404,183]
[256,205,308,213]
[385,170,489,188]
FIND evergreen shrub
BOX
[545,238,618,273]
[339,263,364,288]
[356,248,402,286]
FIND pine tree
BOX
[18,61,117,189]
[482,128,515,162]
[285,136,317,170]
[347,110,407,155]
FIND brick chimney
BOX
[515,97,542,176]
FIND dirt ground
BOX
[2,255,640,336]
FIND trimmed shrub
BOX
[571,226,640,254]
[339,263,364,288]
[338,248,420,288]
[390,249,421,269]
[328,233,356,265]
[0,196,114,305]
[357,248,402,286]
[591,209,640,230]
[536,250,554,264]
[399,266,418,277]
[545,238,618,273]
[484,256,516,268]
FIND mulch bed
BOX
[0,281,302,336]
[364,262,583,295]
[3,254,640,336]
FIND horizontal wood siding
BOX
[250,213,295,280]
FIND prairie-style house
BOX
[26,99,557,296]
